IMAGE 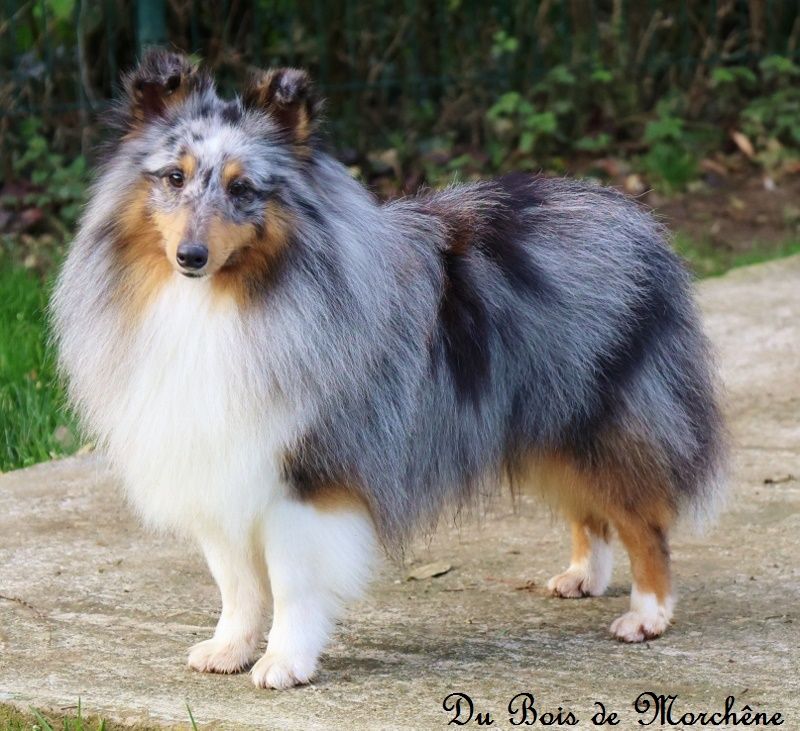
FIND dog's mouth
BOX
[180,271,206,279]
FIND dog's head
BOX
[111,49,321,294]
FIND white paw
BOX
[610,609,670,642]
[548,567,607,598]
[251,651,317,689]
[187,637,257,674]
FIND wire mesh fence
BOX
[2,0,799,153]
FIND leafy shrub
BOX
[740,57,800,169]
[640,105,698,193]
[3,118,88,235]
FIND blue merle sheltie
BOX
[52,50,727,689]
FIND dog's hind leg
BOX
[607,506,675,642]
[188,531,269,673]
[252,490,378,689]
[526,454,614,598]
[547,515,613,598]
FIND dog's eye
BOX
[228,180,252,200]
[167,170,185,189]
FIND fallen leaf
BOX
[485,575,536,589]
[763,474,795,485]
[18,207,44,231]
[700,158,729,177]
[406,561,453,581]
[624,173,645,195]
[731,131,755,159]
[729,195,746,211]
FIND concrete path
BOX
[2,257,799,730]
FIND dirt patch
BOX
[649,172,800,252]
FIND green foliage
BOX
[29,699,106,731]
[490,29,519,58]
[575,133,611,153]
[0,700,158,731]
[710,66,755,87]
[641,106,698,193]
[641,143,697,193]
[673,233,800,279]
[703,55,800,173]
[743,90,800,144]
[45,0,77,23]
[759,54,800,82]
[589,67,614,85]
[740,57,800,156]
[486,91,558,165]
[5,118,89,233]
[0,263,79,472]
[485,65,581,167]
[3,3,800,197]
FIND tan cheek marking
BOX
[222,161,244,188]
[211,200,294,306]
[152,207,191,266]
[205,216,256,273]
[179,153,196,178]
[262,199,294,254]
[112,184,173,319]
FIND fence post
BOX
[137,0,167,55]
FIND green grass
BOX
[0,702,112,731]
[0,264,78,473]
[1,239,799,473]
[673,233,800,278]
[0,700,193,730]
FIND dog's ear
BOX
[243,68,318,147]
[123,49,201,129]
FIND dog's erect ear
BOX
[123,49,201,129]
[243,68,318,146]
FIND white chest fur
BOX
[101,277,291,538]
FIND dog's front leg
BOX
[188,532,269,674]
[252,493,377,689]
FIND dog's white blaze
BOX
[103,276,288,537]
[93,275,377,684]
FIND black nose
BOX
[176,243,208,270]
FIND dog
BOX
[52,50,727,689]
